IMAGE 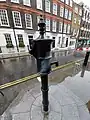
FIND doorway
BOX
[66,38,68,47]
[28,35,33,49]
[52,37,55,48]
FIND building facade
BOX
[78,4,90,47]
[71,2,83,48]
[0,0,73,53]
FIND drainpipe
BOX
[61,0,65,48]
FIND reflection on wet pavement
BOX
[0,50,82,85]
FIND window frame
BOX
[63,23,67,33]
[79,8,82,16]
[67,24,71,34]
[25,14,32,29]
[12,11,22,28]
[36,0,42,10]
[59,22,63,32]
[23,0,31,6]
[60,6,64,17]
[65,0,69,5]
[60,0,64,2]
[70,0,72,7]
[11,0,19,3]
[17,34,25,47]
[46,18,50,31]
[4,34,14,48]
[74,6,78,14]
[0,9,9,27]
[53,3,57,15]
[52,20,57,32]
[68,11,72,20]
[65,8,68,19]
[45,0,50,13]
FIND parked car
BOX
[73,45,90,57]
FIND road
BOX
[0,51,83,85]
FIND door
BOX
[28,35,33,49]
[66,38,68,47]
[52,37,55,48]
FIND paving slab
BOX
[1,73,90,120]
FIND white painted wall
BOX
[0,28,17,53]
[0,28,75,53]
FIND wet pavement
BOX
[0,50,83,85]
[1,61,90,120]
[0,61,80,116]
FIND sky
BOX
[74,0,90,6]
[79,0,90,6]
[82,0,90,5]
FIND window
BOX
[65,0,69,5]
[78,19,81,25]
[58,37,61,44]
[45,0,50,13]
[46,36,50,38]
[4,34,13,48]
[37,16,40,30]
[60,0,64,2]
[46,18,50,31]
[74,6,78,14]
[63,23,67,33]
[25,14,32,29]
[70,0,72,7]
[73,29,76,35]
[0,9,9,26]
[52,20,57,32]
[61,37,65,47]
[23,0,30,6]
[70,41,75,46]
[11,0,19,3]
[67,24,71,34]
[65,8,68,19]
[53,3,57,15]
[68,11,72,20]
[37,0,42,10]
[74,18,76,24]
[17,34,25,47]
[60,6,64,17]
[59,22,63,32]
[79,9,82,16]
[12,11,22,28]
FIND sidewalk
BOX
[0,48,75,60]
[1,69,90,120]
[0,52,30,59]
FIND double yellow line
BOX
[0,59,83,90]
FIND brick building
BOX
[0,0,73,53]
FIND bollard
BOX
[83,51,90,67]
[29,15,53,113]
[41,74,49,112]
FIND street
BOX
[0,50,83,85]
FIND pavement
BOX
[1,65,90,120]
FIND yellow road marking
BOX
[0,59,84,90]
